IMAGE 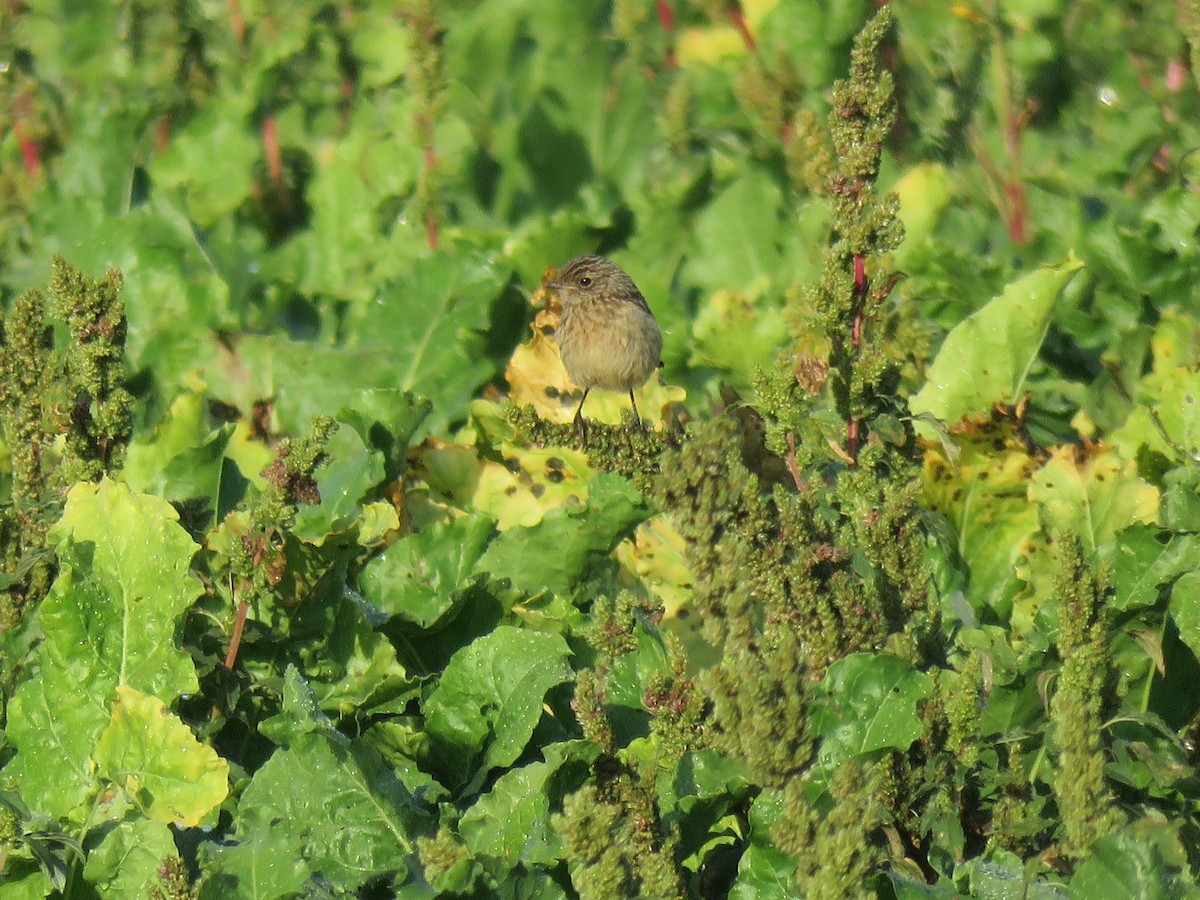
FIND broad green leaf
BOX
[291,420,386,543]
[959,851,1069,899]
[1111,366,1200,465]
[4,666,109,819]
[887,874,960,898]
[667,750,753,810]
[424,626,573,783]
[459,761,561,865]
[1109,527,1197,612]
[1169,572,1200,665]
[259,664,333,746]
[1159,467,1200,532]
[685,169,788,293]
[94,686,229,828]
[458,741,597,867]
[921,417,1043,619]
[81,816,176,899]
[6,480,202,817]
[729,790,795,900]
[360,512,498,626]
[477,474,652,598]
[267,108,423,304]
[811,653,934,768]
[49,480,202,698]
[197,817,310,900]
[301,594,420,718]
[335,388,432,483]
[211,337,405,442]
[0,866,54,899]
[690,287,789,388]
[1028,444,1158,554]
[347,251,506,435]
[123,389,234,521]
[234,731,426,888]
[1069,833,1193,899]
[662,749,755,868]
[910,255,1083,424]
[151,98,259,225]
[604,621,673,710]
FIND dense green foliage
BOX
[2,0,1200,897]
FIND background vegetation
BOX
[1,0,1200,897]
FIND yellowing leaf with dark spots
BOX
[1029,444,1159,554]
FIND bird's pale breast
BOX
[557,300,662,393]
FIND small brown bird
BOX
[549,255,663,440]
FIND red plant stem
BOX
[728,1,756,52]
[786,432,805,491]
[14,121,40,175]
[847,415,859,465]
[155,116,171,153]
[224,599,249,669]
[262,115,282,186]
[656,0,673,31]
[1004,176,1028,244]
[227,0,246,45]
[262,114,291,216]
[656,0,677,69]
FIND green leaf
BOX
[291,420,386,542]
[197,816,310,900]
[604,621,673,710]
[1028,445,1159,555]
[4,666,110,820]
[335,388,431,483]
[893,163,952,268]
[1169,571,1200,664]
[1069,833,1194,899]
[347,251,507,435]
[477,474,651,598]
[886,874,960,898]
[1111,367,1200,466]
[458,740,597,867]
[424,626,573,784]
[959,851,1069,899]
[259,664,334,745]
[93,686,229,828]
[811,653,934,768]
[123,389,234,522]
[729,790,795,900]
[49,480,203,698]
[1109,527,1197,612]
[232,731,426,889]
[910,254,1084,424]
[302,594,420,718]
[151,98,259,225]
[81,816,177,899]
[6,480,202,817]
[360,512,498,627]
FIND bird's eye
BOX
[579,276,592,287]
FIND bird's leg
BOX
[628,389,644,432]
[573,389,590,446]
